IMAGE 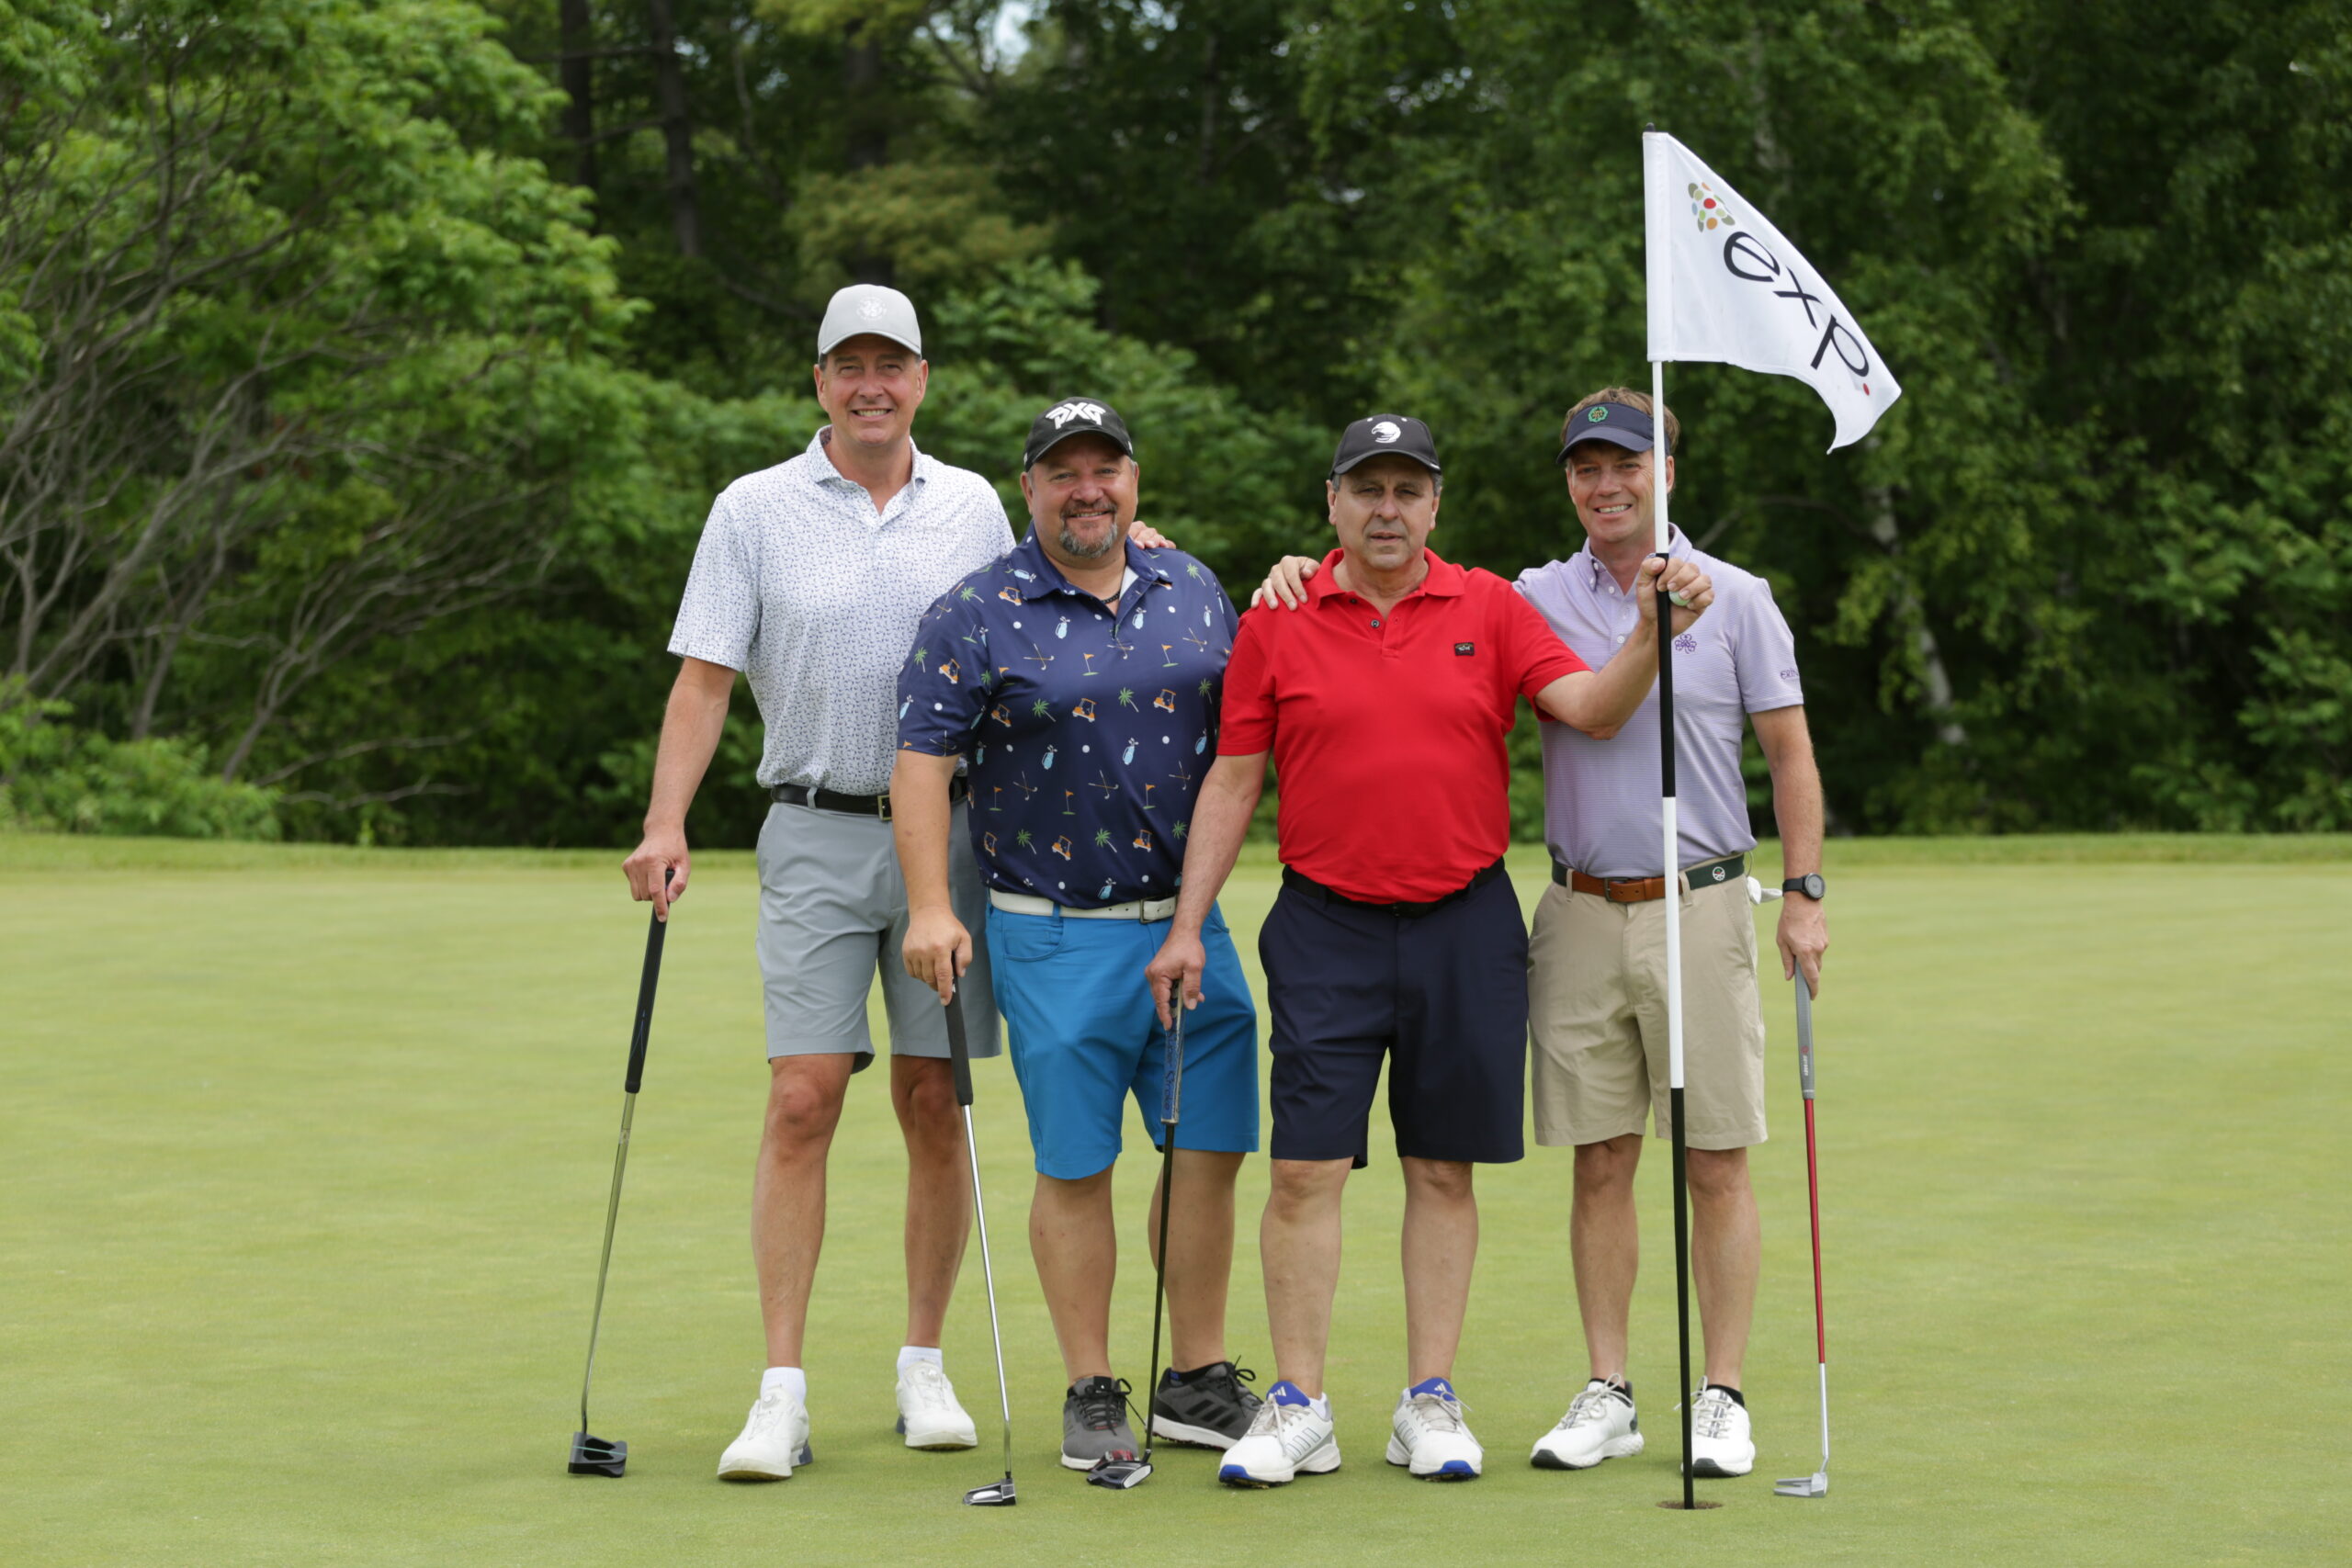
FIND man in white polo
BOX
[623,288,1166,1481]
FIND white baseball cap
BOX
[817,284,922,359]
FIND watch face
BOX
[1803,874,1825,899]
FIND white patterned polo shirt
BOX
[669,428,1015,793]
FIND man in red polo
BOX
[1145,414,1713,1487]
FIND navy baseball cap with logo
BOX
[1556,400,1658,465]
[1023,397,1136,468]
[1330,413,1442,479]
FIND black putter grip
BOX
[944,987,975,1108]
[624,870,673,1094]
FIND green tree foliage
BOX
[7,0,2346,843]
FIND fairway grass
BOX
[5,838,2346,1566]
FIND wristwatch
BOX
[1782,874,1826,901]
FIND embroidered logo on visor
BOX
[1454,642,1476,656]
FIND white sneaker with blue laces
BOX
[1218,1380,1341,1487]
[1385,1377,1483,1480]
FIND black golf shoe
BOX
[1149,1361,1263,1450]
[1059,1376,1139,1472]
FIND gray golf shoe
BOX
[1059,1376,1139,1472]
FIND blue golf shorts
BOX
[1259,867,1530,1168]
[986,903,1260,1180]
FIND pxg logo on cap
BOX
[1023,398,1135,468]
[1331,413,1442,479]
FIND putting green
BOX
[5,835,2346,1566]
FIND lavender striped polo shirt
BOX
[1515,529,1804,880]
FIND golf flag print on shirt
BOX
[1643,130,1902,451]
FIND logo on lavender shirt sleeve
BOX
[1674,632,1699,655]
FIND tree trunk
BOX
[560,0,598,197]
[843,22,891,285]
[1865,485,1967,748]
[647,0,700,257]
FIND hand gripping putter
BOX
[1087,987,1187,1491]
[1746,879,1831,1498]
[947,985,1020,1507]
[568,873,673,1477]
[1775,969,1831,1498]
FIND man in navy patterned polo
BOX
[889,398,1264,1477]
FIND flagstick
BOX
[1652,355,1698,1513]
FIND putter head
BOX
[567,1431,627,1477]
[1086,1452,1153,1490]
[962,1474,1018,1506]
[1774,1471,1829,1497]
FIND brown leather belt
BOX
[1553,852,1746,903]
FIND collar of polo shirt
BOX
[1307,546,1468,604]
[1010,531,1171,601]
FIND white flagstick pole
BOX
[1644,124,1699,1513]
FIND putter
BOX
[568,872,673,1477]
[946,985,1019,1507]
[1088,988,1187,1491]
[1774,971,1831,1499]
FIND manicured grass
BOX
[5,837,2346,1565]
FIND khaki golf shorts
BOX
[1528,874,1767,1150]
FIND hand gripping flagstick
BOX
[1648,346,1706,1514]
[946,985,1020,1507]
[1087,985,1187,1491]
[569,870,673,1478]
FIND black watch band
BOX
[1782,874,1826,901]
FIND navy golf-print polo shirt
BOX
[897,531,1238,907]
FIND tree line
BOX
[3,0,2345,845]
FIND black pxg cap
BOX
[1024,398,1136,469]
[1556,400,1659,465]
[1330,413,1442,479]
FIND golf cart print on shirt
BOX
[896,531,1238,908]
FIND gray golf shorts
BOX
[753,798,1001,1066]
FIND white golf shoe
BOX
[717,1386,813,1480]
[1385,1377,1483,1480]
[894,1360,978,1450]
[1217,1381,1341,1487]
[1685,1382,1755,1478]
[1531,1379,1645,1470]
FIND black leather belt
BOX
[771,777,967,820]
[1280,857,1508,918]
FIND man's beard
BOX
[1057,513,1122,561]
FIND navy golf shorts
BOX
[1258,863,1530,1168]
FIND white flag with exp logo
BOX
[1644,130,1901,450]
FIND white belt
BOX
[989,889,1178,922]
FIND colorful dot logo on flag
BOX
[1687,181,1737,234]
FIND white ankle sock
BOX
[1310,1393,1331,1418]
[761,1366,806,1402]
[898,1345,943,1376]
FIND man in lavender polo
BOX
[1517,388,1827,1483]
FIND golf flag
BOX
[1643,130,1901,450]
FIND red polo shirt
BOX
[1218,547,1587,903]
